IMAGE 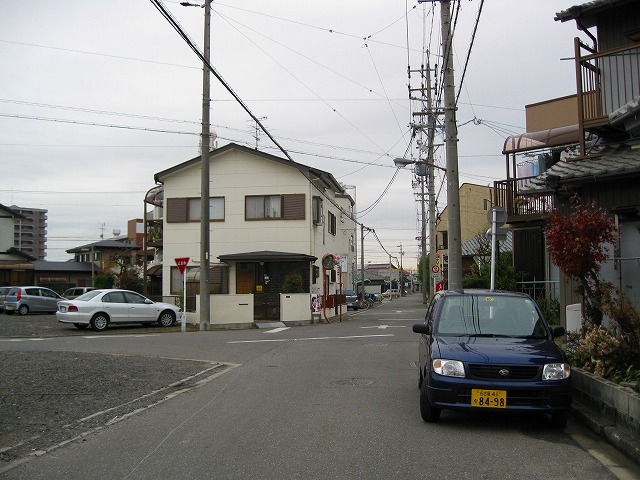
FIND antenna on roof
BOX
[99,223,105,239]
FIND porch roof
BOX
[218,251,317,263]
[502,124,580,154]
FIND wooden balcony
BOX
[493,178,555,223]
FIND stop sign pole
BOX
[487,208,506,291]
[175,257,189,332]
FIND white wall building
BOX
[152,143,355,325]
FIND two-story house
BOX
[494,0,640,320]
[151,143,355,325]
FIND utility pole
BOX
[199,0,212,330]
[439,0,462,290]
[397,244,404,295]
[360,223,365,299]
[425,57,438,300]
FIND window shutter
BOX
[283,194,305,220]
[167,198,188,223]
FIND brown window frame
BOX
[245,194,305,221]
[167,197,225,223]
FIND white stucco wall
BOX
[159,147,353,297]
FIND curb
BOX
[570,400,640,466]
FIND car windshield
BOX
[435,294,548,338]
[75,290,103,301]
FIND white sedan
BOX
[57,289,180,331]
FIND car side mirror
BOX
[145,299,154,305]
[412,324,431,335]
[550,325,565,338]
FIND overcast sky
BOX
[0,0,588,269]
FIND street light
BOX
[393,157,446,172]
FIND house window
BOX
[328,211,337,235]
[245,194,305,220]
[166,197,224,223]
[312,196,322,225]
[312,265,319,284]
[170,265,229,294]
[441,231,448,249]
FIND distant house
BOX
[150,143,355,325]
[0,204,35,285]
[66,239,141,272]
[31,261,94,292]
[436,183,494,279]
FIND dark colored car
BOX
[342,290,359,310]
[3,286,65,315]
[412,290,571,427]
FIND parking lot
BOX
[0,312,197,338]
[0,312,208,467]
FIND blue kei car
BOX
[412,290,571,427]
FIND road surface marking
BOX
[264,327,290,334]
[360,325,407,330]
[228,334,394,344]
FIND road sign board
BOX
[487,207,507,226]
[431,265,440,274]
[175,257,190,275]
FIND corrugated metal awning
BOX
[503,124,579,154]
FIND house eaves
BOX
[520,141,640,194]
[67,239,140,254]
[154,142,344,194]
[555,0,637,27]
[0,204,26,220]
[218,251,317,263]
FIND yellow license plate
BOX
[471,389,507,408]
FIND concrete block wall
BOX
[572,368,640,434]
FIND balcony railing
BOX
[576,38,640,149]
[493,178,555,220]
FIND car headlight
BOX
[433,359,465,377]
[542,363,571,380]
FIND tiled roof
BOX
[521,141,640,194]
[461,231,512,257]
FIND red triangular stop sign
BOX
[175,257,190,275]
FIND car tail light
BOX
[68,305,78,312]
[16,290,21,301]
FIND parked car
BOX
[0,286,11,312]
[62,287,95,300]
[341,290,359,310]
[57,289,180,331]
[412,289,571,427]
[3,286,65,315]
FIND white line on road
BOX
[228,334,394,344]
[264,327,290,334]
[360,325,407,329]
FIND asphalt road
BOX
[1,296,638,479]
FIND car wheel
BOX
[550,411,567,428]
[90,313,109,331]
[157,310,176,327]
[73,323,89,330]
[420,376,441,422]
[18,305,29,316]
[418,367,424,390]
